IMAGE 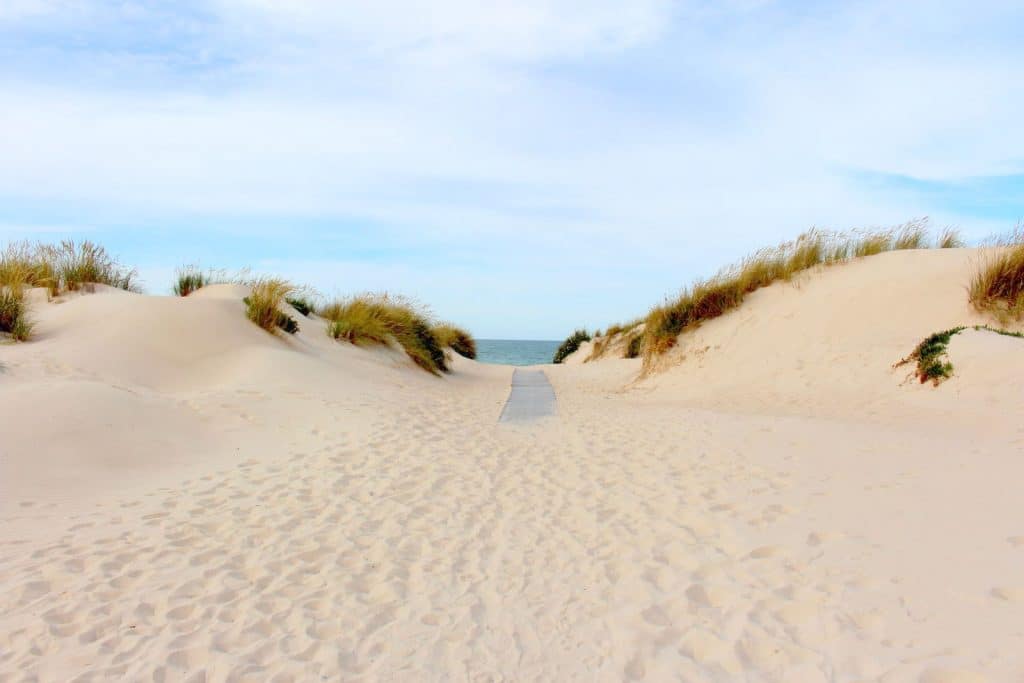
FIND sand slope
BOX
[2,252,1024,681]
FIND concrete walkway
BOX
[499,369,557,422]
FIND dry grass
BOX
[640,220,945,365]
[41,240,140,293]
[586,320,642,362]
[0,287,32,341]
[433,323,477,360]
[969,225,1024,321]
[938,228,965,249]
[322,294,449,374]
[245,278,300,335]
[1,239,139,296]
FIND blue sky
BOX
[1,0,1022,339]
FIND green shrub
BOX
[433,323,477,359]
[286,296,315,317]
[173,265,212,296]
[553,329,591,364]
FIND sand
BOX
[2,250,1023,681]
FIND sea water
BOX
[475,339,561,366]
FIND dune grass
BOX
[586,320,642,361]
[624,330,644,359]
[286,296,315,317]
[1,239,139,297]
[553,329,591,364]
[0,287,32,341]
[245,278,300,335]
[969,226,1024,321]
[938,228,965,249]
[433,323,477,359]
[639,220,947,366]
[322,294,449,374]
[42,240,141,293]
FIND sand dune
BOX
[2,250,1023,681]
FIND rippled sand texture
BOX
[3,250,1024,682]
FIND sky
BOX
[1,0,1022,339]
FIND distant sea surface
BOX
[475,339,560,366]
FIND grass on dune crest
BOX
[322,294,450,374]
[433,323,477,360]
[553,329,591,364]
[245,278,301,335]
[969,225,1024,321]
[172,265,232,296]
[1,240,139,298]
[586,320,642,361]
[639,219,953,366]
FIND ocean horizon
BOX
[475,339,561,366]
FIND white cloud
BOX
[1,0,1022,335]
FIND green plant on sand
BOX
[553,329,591,364]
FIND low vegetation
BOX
[244,278,300,335]
[433,323,477,359]
[1,240,140,341]
[286,296,315,317]
[0,286,32,341]
[553,329,591,364]
[322,294,450,374]
[938,227,965,249]
[969,225,1024,321]
[637,220,954,366]
[896,325,1023,386]
[586,320,642,362]
[895,326,965,385]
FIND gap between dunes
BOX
[1,248,1023,681]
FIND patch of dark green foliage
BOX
[553,329,591,364]
[286,296,314,317]
[897,324,1023,386]
[243,296,299,334]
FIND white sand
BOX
[2,251,1023,681]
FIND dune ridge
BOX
[2,248,1023,681]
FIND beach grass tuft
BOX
[968,225,1024,321]
[323,294,449,374]
[245,278,300,335]
[553,329,591,364]
[938,228,964,249]
[173,265,214,296]
[433,323,477,359]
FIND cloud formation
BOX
[1,1,1022,337]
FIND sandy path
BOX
[3,364,1021,681]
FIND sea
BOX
[475,339,561,366]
